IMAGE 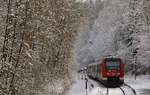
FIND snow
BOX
[66,74,150,95]
[78,0,150,74]
[125,75,150,95]
[66,74,105,95]
[89,87,104,95]
[76,0,97,3]
[66,79,87,95]
[73,0,150,94]
[77,0,130,67]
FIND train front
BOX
[102,58,124,86]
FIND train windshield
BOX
[106,60,120,70]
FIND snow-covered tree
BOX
[0,0,81,95]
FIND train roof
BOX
[104,57,121,60]
[87,57,122,67]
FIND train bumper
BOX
[101,77,124,87]
[102,77,107,80]
[119,77,124,80]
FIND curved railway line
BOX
[105,83,137,95]
[87,76,137,95]
[119,87,125,95]
[124,83,137,95]
[106,88,109,95]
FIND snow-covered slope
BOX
[66,74,150,95]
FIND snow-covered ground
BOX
[125,75,150,95]
[66,74,150,95]
[66,74,106,95]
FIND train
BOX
[87,57,124,87]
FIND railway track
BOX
[106,88,109,95]
[105,88,125,95]
[119,87,125,95]
[105,83,137,95]
[123,83,137,95]
[88,77,137,95]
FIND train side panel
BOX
[96,64,102,81]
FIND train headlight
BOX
[117,73,120,75]
[102,77,107,80]
[119,77,124,80]
[107,73,110,75]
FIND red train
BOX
[87,57,124,87]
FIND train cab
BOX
[87,57,125,87]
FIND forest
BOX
[0,0,81,95]
[0,0,150,95]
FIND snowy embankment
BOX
[65,74,105,95]
[66,74,150,95]
[125,75,150,95]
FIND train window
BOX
[106,61,120,70]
